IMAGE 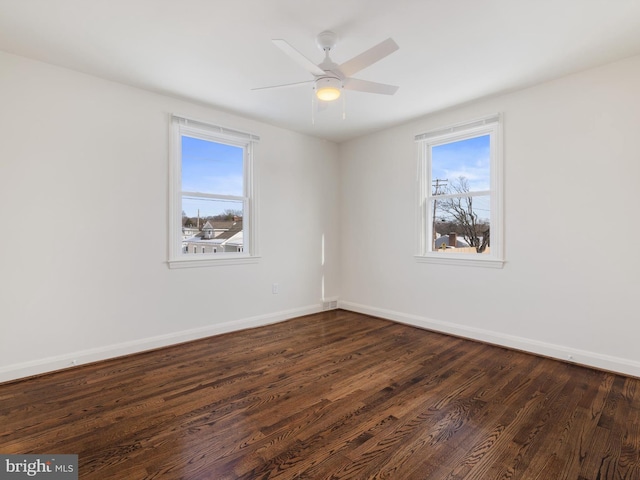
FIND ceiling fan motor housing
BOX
[316,31,338,52]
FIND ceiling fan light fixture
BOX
[315,77,342,101]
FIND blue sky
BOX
[181,135,244,217]
[432,134,490,192]
[431,134,491,223]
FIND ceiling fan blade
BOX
[343,78,399,95]
[272,39,326,77]
[338,38,399,77]
[251,79,314,91]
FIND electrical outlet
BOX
[272,283,279,294]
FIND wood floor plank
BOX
[2,310,640,479]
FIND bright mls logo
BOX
[0,455,77,479]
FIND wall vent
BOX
[323,300,338,310]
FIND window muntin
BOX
[169,116,259,268]
[416,114,503,267]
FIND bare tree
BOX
[437,177,490,253]
[210,209,243,221]
[182,211,195,227]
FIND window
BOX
[169,115,259,268]
[416,114,503,268]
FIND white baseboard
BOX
[0,304,323,384]
[6,301,638,384]
[339,300,640,378]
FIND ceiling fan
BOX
[254,31,399,102]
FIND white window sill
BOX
[168,255,261,269]
[415,254,504,269]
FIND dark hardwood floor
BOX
[2,310,640,479]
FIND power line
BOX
[431,178,448,249]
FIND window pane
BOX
[181,197,244,254]
[181,136,244,195]
[431,195,491,254]
[431,135,490,193]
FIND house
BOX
[182,218,244,253]
[434,233,470,250]
[1,1,640,477]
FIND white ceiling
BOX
[1,0,640,143]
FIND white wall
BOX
[339,55,640,376]
[2,49,640,383]
[0,51,340,382]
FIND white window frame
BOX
[415,113,504,268]
[168,115,260,269]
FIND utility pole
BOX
[432,179,447,249]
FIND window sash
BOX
[430,190,491,200]
[182,191,246,202]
